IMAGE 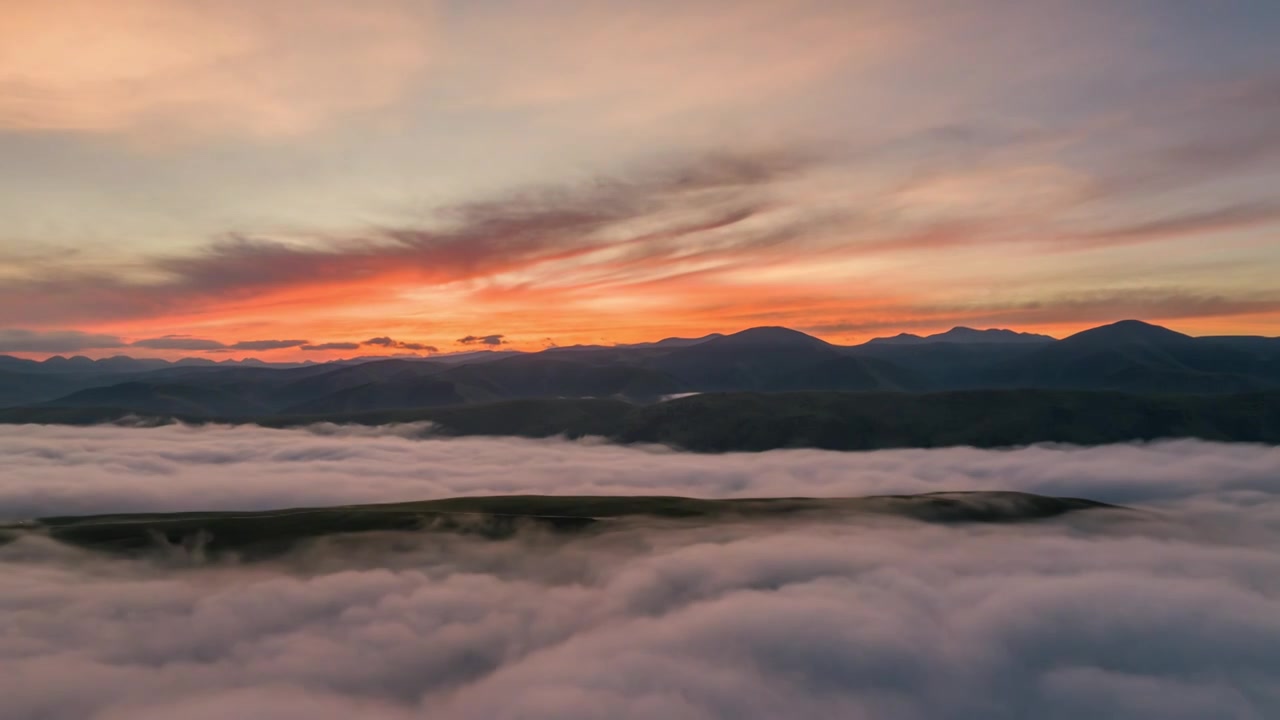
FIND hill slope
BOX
[3,390,1276,452]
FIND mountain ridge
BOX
[866,327,1056,345]
[4,319,1275,370]
[3,320,1280,413]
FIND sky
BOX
[2,0,1278,360]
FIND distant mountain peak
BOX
[709,326,831,349]
[865,327,1054,346]
[647,333,725,348]
[609,333,725,350]
[1063,319,1191,345]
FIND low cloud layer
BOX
[2,424,1277,518]
[2,426,1279,718]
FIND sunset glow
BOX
[3,0,1278,359]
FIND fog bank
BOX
[3,423,1279,518]
[3,425,1280,718]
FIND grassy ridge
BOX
[11,492,1121,559]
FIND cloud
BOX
[1090,73,1280,198]
[301,342,361,352]
[130,335,228,351]
[1,427,1280,718]
[804,289,1280,337]
[1,424,1277,519]
[457,334,506,346]
[130,336,313,352]
[1071,201,1280,248]
[228,339,310,351]
[0,151,806,328]
[2,130,1276,344]
[363,337,438,353]
[1,5,1279,349]
[0,0,432,138]
[0,328,125,353]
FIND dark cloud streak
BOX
[0,151,806,326]
[131,336,311,352]
[1071,201,1280,247]
[457,334,506,346]
[301,342,361,351]
[130,335,228,351]
[363,337,438,352]
[229,339,310,351]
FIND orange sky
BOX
[1,0,1278,359]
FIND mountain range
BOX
[2,320,1278,419]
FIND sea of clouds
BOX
[3,423,1280,719]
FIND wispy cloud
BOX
[228,339,310,351]
[130,335,232,351]
[0,0,433,138]
[301,342,361,352]
[0,328,125,353]
[1070,202,1280,248]
[804,290,1280,337]
[130,336,309,352]
[1,5,1279,351]
[0,151,806,330]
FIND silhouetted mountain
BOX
[631,333,725,348]
[38,355,98,372]
[0,356,42,371]
[1060,319,1192,346]
[0,353,312,375]
[282,377,466,414]
[41,381,276,416]
[866,327,1055,345]
[546,334,725,352]
[705,326,830,350]
[90,356,172,372]
[996,320,1278,393]
[3,320,1279,415]
[413,350,522,365]
[0,370,104,407]
[643,326,915,393]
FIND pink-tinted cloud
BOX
[0,0,433,138]
[0,328,126,353]
[2,428,1280,718]
[301,342,361,352]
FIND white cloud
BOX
[1,424,1277,518]
[2,426,1279,718]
